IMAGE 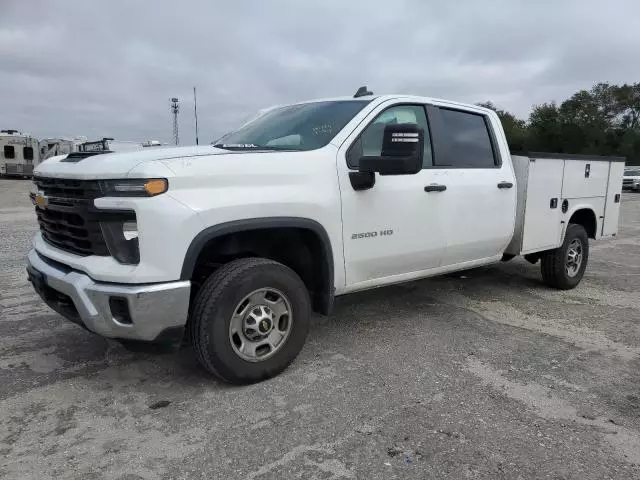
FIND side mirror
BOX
[358,123,424,175]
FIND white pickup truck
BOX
[27,89,625,383]
[623,167,640,191]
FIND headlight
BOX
[99,213,140,264]
[99,178,168,197]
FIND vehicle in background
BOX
[108,139,167,152]
[76,138,166,154]
[26,89,625,384]
[0,129,39,177]
[623,167,640,191]
[39,137,87,163]
[142,140,164,148]
[2,133,167,176]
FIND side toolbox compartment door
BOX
[521,158,564,253]
[602,161,625,237]
[561,160,609,198]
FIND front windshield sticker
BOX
[216,143,258,148]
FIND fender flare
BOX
[180,217,335,313]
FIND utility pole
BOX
[170,97,180,145]
[193,87,199,145]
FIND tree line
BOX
[479,82,640,165]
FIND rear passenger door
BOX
[426,105,517,266]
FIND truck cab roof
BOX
[285,94,493,114]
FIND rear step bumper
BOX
[26,249,190,344]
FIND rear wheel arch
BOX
[181,217,335,315]
[567,208,597,239]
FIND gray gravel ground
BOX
[1,177,640,480]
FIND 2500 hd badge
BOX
[351,229,394,240]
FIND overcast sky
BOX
[1,0,639,145]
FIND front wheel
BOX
[189,258,310,384]
[540,224,589,290]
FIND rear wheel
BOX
[189,258,310,384]
[540,223,589,290]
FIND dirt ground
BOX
[1,178,639,480]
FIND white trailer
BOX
[0,130,39,177]
[39,138,85,164]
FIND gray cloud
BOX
[1,0,639,144]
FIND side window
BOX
[3,145,15,159]
[347,105,433,168]
[23,147,34,161]
[438,109,497,167]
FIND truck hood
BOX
[34,145,231,179]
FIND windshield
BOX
[214,100,371,151]
[625,169,640,176]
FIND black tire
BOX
[540,223,589,290]
[189,258,310,384]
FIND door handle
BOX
[497,181,513,189]
[424,184,447,192]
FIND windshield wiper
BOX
[213,143,303,151]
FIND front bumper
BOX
[26,249,191,344]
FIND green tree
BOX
[613,83,640,129]
[527,102,562,152]
[558,90,609,154]
[479,82,640,165]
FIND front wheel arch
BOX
[180,217,335,315]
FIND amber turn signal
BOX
[144,179,168,196]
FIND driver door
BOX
[336,102,447,289]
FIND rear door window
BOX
[437,109,497,167]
